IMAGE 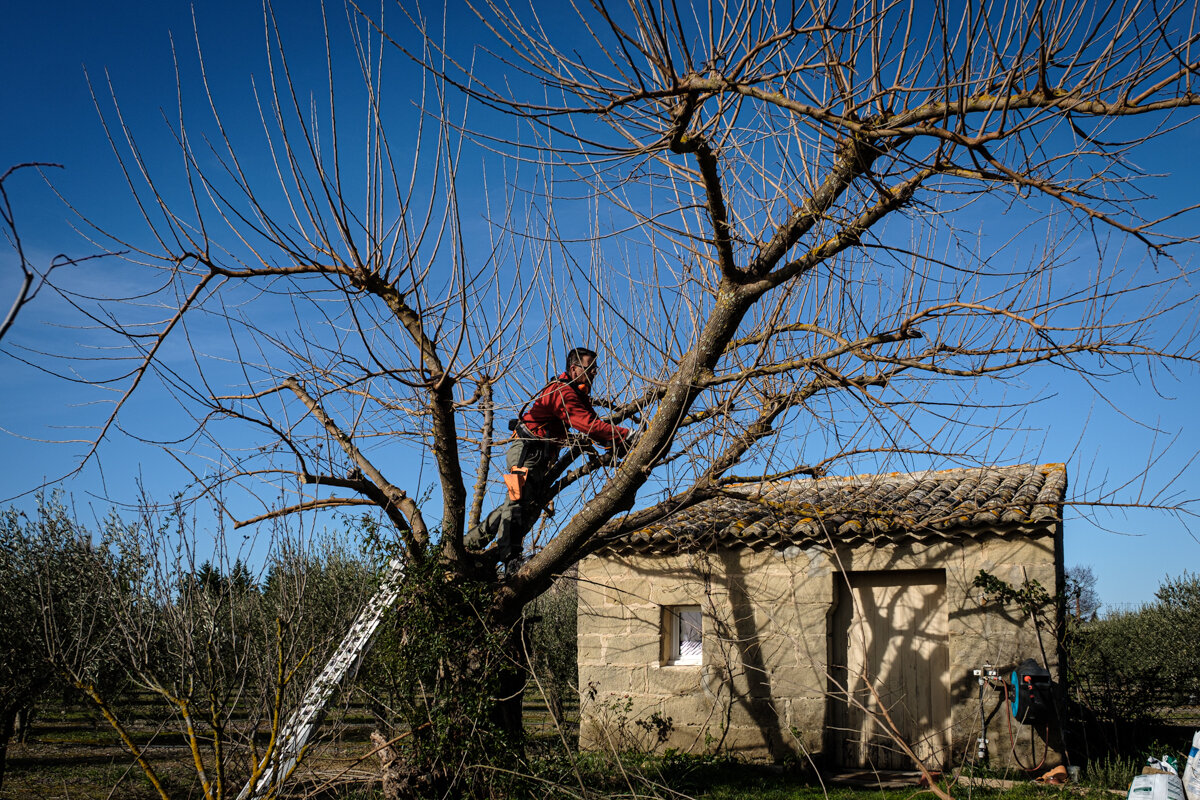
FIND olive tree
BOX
[17,495,380,800]
[1069,571,1200,749]
[0,497,130,791]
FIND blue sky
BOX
[2,1,1199,608]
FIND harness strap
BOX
[511,377,570,440]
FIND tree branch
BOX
[283,377,427,548]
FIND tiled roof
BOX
[598,463,1067,556]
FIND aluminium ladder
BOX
[238,556,405,800]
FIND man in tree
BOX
[467,347,631,571]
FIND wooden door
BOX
[829,570,950,770]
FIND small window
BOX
[664,605,703,665]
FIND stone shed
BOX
[577,463,1067,770]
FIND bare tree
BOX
[19,0,1200,791]
[0,163,65,344]
[1066,564,1101,620]
[419,0,1200,598]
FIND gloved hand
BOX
[610,430,638,456]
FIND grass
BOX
[1,737,1140,800]
[514,748,1137,800]
[1078,754,1142,791]
[0,694,1159,800]
[510,754,1134,800]
[6,724,1142,800]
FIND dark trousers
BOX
[465,437,556,561]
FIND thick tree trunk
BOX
[15,705,33,744]
[491,617,530,751]
[0,707,15,792]
[375,569,535,799]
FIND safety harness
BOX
[503,377,572,498]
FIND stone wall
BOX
[576,526,1063,769]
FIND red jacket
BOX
[520,375,629,448]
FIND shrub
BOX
[527,576,578,727]
[1067,571,1200,746]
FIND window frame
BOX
[662,604,703,666]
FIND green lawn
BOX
[1,697,1142,800]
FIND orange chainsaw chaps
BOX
[504,467,529,501]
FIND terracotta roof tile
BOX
[597,463,1067,556]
